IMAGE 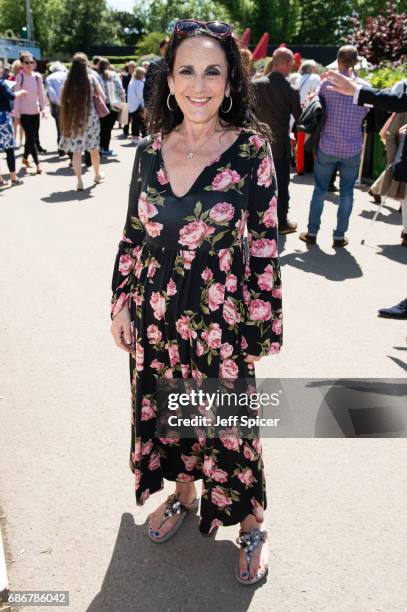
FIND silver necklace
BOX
[179,128,222,160]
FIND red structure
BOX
[252,33,270,60]
[241,28,251,48]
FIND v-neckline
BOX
[159,131,245,200]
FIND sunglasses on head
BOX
[173,20,232,38]
[24,60,35,64]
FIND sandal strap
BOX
[236,527,267,567]
[157,494,197,529]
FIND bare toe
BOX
[147,502,178,538]
[239,549,249,580]
[252,544,267,578]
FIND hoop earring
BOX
[221,95,233,113]
[167,93,177,111]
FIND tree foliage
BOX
[110,10,145,46]
[291,0,354,45]
[132,0,233,55]
[352,0,407,21]
[51,0,122,55]
[0,0,62,55]
[2,0,407,59]
[132,0,232,34]
[345,1,407,64]
[0,0,125,56]
[218,0,301,43]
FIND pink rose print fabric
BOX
[110,129,282,534]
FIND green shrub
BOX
[368,64,407,89]
[358,63,407,88]
[135,32,166,57]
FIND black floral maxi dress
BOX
[110,128,283,535]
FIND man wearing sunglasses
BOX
[13,51,46,174]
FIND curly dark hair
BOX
[148,27,272,142]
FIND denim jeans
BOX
[308,147,361,238]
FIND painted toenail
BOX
[154,531,160,536]
[241,571,248,577]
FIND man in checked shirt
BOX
[299,46,369,248]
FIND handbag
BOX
[93,92,109,118]
[106,80,123,112]
[118,102,128,126]
[393,133,407,182]
[379,112,396,143]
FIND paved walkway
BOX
[1,118,406,612]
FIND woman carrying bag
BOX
[59,52,105,191]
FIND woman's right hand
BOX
[111,305,134,353]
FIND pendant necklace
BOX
[181,128,222,160]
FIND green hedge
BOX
[104,56,136,64]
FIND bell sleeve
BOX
[110,144,146,320]
[240,139,283,357]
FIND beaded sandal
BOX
[235,527,268,585]
[147,493,199,543]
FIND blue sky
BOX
[108,0,136,11]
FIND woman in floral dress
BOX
[110,20,282,585]
[59,52,105,191]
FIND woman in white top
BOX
[97,58,125,155]
[295,60,321,106]
[127,67,146,142]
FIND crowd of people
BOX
[0,51,150,189]
[0,39,405,317]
